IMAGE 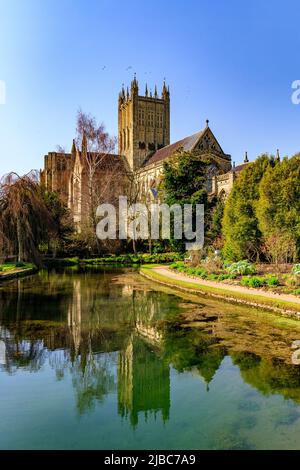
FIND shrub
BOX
[0,266,3,272]
[227,260,256,276]
[241,276,265,288]
[293,288,300,296]
[189,249,205,267]
[262,233,297,264]
[83,252,185,265]
[264,276,280,287]
[169,262,184,270]
[292,264,300,276]
[186,267,197,275]
[170,262,208,279]
[15,262,26,268]
[195,267,208,277]
[207,273,219,281]
[201,255,224,274]
[285,275,300,288]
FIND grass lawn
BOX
[0,262,35,273]
[140,265,300,314]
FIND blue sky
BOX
[1,0,300,176]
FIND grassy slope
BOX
[0,262,34,272]
[140,265,300,314]
[0,262,36,281]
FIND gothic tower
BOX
[118,75,170,171]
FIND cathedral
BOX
[41,76,249,227]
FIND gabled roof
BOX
[143,125,230,168]
[144,129,205,167]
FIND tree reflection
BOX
[0,326,47,373]
[71,352,117,414]
[232,351,300,404]
[2,267,300,427]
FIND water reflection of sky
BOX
[1,268,300,449]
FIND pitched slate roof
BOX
[143,129,206,167]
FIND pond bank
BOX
[140,265,300,318]
[42,253,183,268]
[0,266,38,283]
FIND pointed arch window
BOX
[138,109,145,126]
[127,128,130,149]
[123,129,126,150]
[148,111,154,126]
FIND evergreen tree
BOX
[162,151,214,252]
[258,154,300,259]
[222,155,276,261]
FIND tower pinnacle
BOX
[71,139,76,155]
[162,80,169,99]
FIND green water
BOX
[1,267,300,449]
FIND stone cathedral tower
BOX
[118,75,170,171]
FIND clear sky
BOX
[1,0,300,176]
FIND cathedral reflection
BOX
[118,335,170,427]
[2,268,300,425]
[0,270,171,425]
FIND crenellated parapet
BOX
[118,75,170,171]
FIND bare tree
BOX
[125,171,143,254]
[73,110,127,253]
[56,145,66,153]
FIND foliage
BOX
[241,276,265,288]
[222,155,277,261]
[264,276,280,286]
[45,252,185,267]
[209,199,224,246]
[226,260,257,276]
[0,172,54,266]
[162,151,216,252]
[241,275,280,288]
[257,155,300,257]
[163,151,210,204]
[292,264,300,276]
[169,261,237,281]
[171,261,280,288]
[222,153,300,264]
[285,275,300,288]
[0,262,34,273]
[15,262,26,268]
[43,190,74,255]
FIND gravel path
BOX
[152,266,300,305]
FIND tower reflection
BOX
[118,334,170,427]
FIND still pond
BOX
[1,267,300,449]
